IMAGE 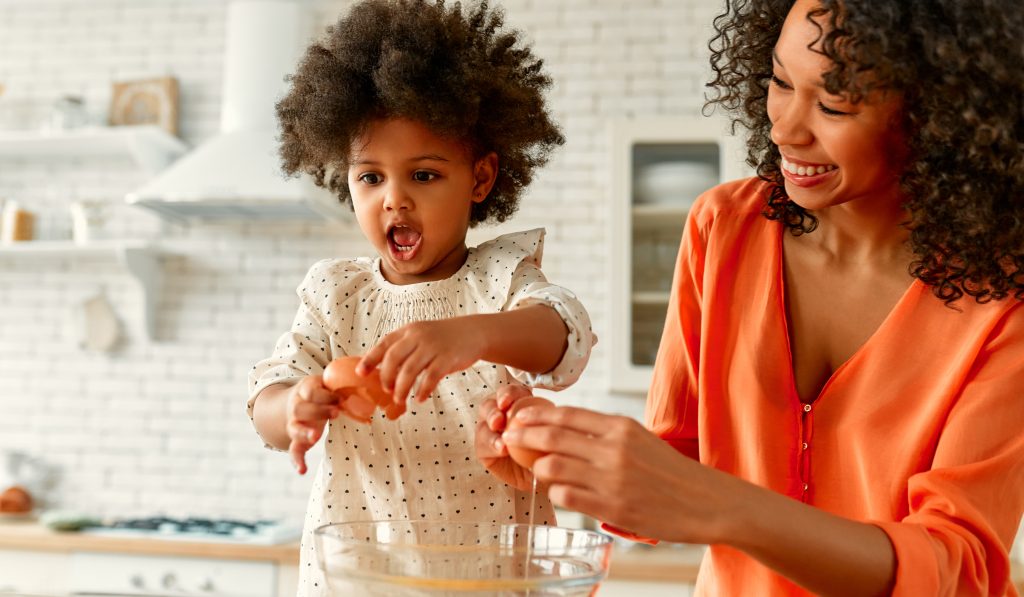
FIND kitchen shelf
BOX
[609,116,752,394]
[0,240,163,340]
[632,291,672,305]
[0,125,187,173]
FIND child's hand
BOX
[474,384,537,492]
[285,376,376,474]
[358,317,487,406]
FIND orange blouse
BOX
[645,177,1024,595]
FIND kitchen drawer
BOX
[70,552,277,597]
[0,549,69,595]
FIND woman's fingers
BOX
[511,404,621,436]
[495,384,534,410]
[502,420,612,465]
[474,412,507,460]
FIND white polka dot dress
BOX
[247,229,595,596]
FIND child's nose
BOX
[382,183,413,211]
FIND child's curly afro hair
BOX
[276,0,564,226]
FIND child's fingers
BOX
[376,340,417,393]
[293,401,338,424]
[413,362,446,404]
[392,353,433,405]
[339,393,376,422]
[378,342,417,397]
[357,336,393,376]
[289,438,310,475]
[297,376,340,405]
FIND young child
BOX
[246,0,594,594]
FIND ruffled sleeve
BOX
[245,258,366,449]
[468,228,595,390]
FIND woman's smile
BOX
[780,155,839,188]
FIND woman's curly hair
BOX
[706,0,1024,304]
[276,0,564,226]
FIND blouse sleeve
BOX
[644,194,712,462]
[503,259,595,391]
[871,305,1024,596]
[246,293,337,451]
[601,195,715,546]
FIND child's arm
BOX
[357,304,569,405]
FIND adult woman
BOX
[476,0,1024,594]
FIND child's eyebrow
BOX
[409,154,450,163]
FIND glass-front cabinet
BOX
[609,117,750,394]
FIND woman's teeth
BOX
[782,158,836,176]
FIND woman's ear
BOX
[472,152,499,203]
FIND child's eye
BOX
[413,171,438,183]
[770,74,792,90]
[358,172,382,185]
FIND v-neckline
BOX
[774,223,921,406]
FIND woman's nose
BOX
[769,97,814,149]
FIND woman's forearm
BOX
[722,478,896,596]
[475,304,569,374]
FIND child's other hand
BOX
[358,317,487,406]
[286,376,376,474]
[474,384,536,492]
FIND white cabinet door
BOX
[0,549,70,595]
[608,117,750,394]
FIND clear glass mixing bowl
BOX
[314,521,613,596]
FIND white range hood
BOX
[126,0,348,222]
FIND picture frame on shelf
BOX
[108,76,178,136]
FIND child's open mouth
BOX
[387,225,422,261]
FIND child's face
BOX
[767,0,905,213]
[347,117,497,285]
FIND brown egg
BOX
[322,356,402,419]
[0,486,32,514]
[505,396,554,469]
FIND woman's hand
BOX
[358,317,488,406]
[285,376,376,474]
[474,384,538,492]
[501,406,744,545]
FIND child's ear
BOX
[472,152,499,204]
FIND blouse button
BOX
[803,404,812,413]
[802,442,809,450]
[803,483,809,491]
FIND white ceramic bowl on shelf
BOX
[635,161,718,206]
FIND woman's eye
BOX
[413,171,437,182]
[818,102,849,116]
[358,173,382,185]
[770,75,792,90]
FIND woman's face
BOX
[347,117,496,285]
[767,0,904,212]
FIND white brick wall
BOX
[0,0,718,521]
